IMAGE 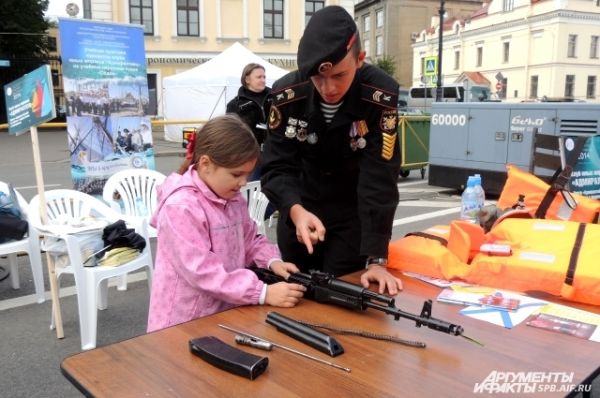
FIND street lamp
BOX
[435,0,446,102]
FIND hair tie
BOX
[185,131,197,160]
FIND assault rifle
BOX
[251,267,466,338]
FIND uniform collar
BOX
[305,66,364,122]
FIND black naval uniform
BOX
[260,64,400,276]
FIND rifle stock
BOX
[251,266,464,337]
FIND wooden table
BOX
[61,271,599,397]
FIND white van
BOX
[408,83,491,114]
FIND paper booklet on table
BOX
[402,272,471,288]
[526,303,600,342]
[437,286,520,310]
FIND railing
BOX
[0,119,208,131]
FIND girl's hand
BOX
[270,261,300,280]
[265,282,306,307]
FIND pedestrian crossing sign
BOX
[423,56,438,77]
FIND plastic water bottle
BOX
[135,197,148,217]
[473,174,486,209]
[460,176,478,222]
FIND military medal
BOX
[285,117,298,139]
[307,133,318,144]
[356,137,366,149]
[350,120,369,151]
[296,127,307,142]
[349,122,358,151]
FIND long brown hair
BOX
[177,114,260,174]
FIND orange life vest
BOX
[497,164,600,223]
[388,218,600,305]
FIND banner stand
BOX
[30,125,64,338]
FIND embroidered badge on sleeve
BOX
[268,105,282,130]
[381,132,397,161]
[380,110,398,132]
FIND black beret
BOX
[297,6,358,79]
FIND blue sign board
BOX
[59,18,154,195]
[563,136,600,199]
[3,64,56,135]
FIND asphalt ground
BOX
[1,128,597,397]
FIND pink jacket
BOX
[147,167,280,332]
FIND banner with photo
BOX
[59,18,155,195]
[561,136,600,199]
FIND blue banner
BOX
[59,18,154,195]
[563,136,600,199]
[3,65,56,135]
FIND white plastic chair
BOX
[102,168,166,239]
[102,168,165,290]
[29,189,153,351]
[239,181,270,235]
[0,182,45,303]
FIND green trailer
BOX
[398,115,430,179]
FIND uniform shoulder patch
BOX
[268,105,282,130]
[361,84,398,109]
[380,109,398,132]
[272,82,309,107]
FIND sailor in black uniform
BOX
[261,6,402,294]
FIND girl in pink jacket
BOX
[147,115,305,332]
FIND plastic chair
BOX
[29,189,153,351]
[102,168,166,239]
[0,182,45,303]
[102,168,165,290]
[239,181,270,235]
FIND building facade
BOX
[354,0,483,88]
[57,0,356,116]
[412,0,600,102]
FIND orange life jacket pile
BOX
[388,165,600,306]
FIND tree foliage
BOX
[0,0,50,59]
[373,55,397,78]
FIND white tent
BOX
[162,42,289,142]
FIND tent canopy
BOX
[162,42,289,142]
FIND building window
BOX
[502,0,514,11]
[376,35,383,56]
[454,50,460,70]
[565,75,575,97]
[587,76,597,99]
[364,15,370,32]
[476,46,483,67]
[305,1,324,27]
[264,0,284,39]
[130,0,154,35]
[567,34,577,58]
[376,10,384,28]
[591,36,599,58]
[503,42,510,63]
[177,0,199,36]
[364,39,370,57]
[530,75,538,98]
[499,78,507,99]
[48,36,57,52]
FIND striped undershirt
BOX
[320,101,343,124]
